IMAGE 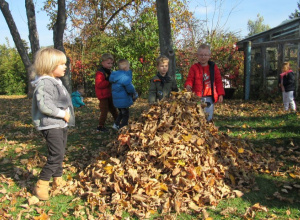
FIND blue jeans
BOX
[115,108,130,128]
[201,96,214,122]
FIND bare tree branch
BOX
[102,0,135,31]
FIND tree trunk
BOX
[0,0,32,85]
[54,0,72,93]
[156,0,176,78]
[25,0,40,55]
[25,0,40,97]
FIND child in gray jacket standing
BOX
[31,48,75,200]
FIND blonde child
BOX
[148,55,178,103]
[31,48,75,200]
[280,62,296,111]
[185,44,225,122]
[95,53,118,132]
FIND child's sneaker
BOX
[112,123,119,131]
[96,126,108,132]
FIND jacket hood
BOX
[109,70,132,83]
[98,66,111,74]
[31,76,61,88]
[71,91,81,97]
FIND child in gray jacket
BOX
[31,48,75,201]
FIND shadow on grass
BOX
[244,174,300,208]
[211,109,300,218]
[216,112,300,140]
[0,97,50,192]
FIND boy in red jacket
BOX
[185,44,225,122]
[95,53,118,131]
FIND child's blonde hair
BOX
[156,55,169,66]
[197,44,211,54]
[281,62,290,72]
[33,47,67,76]
[100,53,114,62]
[117,59,129,70]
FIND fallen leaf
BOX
[28,196,39,206]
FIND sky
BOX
[0,0,299,47]
[0,0,52,47]
[188,0,299,38]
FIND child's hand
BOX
[64,111,70,122]
[133,92,138,102]
[218,95,223,103]
[186,85,192,92]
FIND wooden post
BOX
[244,41,251,100]
[156,0,176,78]
[278,43,284,76]
[297,42,300,98]
[261,46,267,90]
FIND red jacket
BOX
[95,67,112,100]
[184,62,225,103]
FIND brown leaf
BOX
[233,190,244,197]
[172,167,181,176]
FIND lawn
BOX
[0,95,299,219]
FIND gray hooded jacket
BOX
[31,76,75,130]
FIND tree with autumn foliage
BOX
[209,33,244,89]
[247,14,271,37]
[60,0,193,96]
[64,8,161,96]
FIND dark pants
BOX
[98,97,118,127]
[115,108,129,128]
[39,128,68,181]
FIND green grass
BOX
[211,99,300,219]
[0,96,300,219]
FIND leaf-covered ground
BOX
[0,94,299,219]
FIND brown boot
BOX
[34,180,49,200]
[52,176,66,189]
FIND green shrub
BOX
[0,43,26,95]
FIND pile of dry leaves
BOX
[70,91,265,218]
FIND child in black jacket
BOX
[280,62,296,111]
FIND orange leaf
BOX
[118,134,130,146]
[238,148,244,153]
[33,212,50,220]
